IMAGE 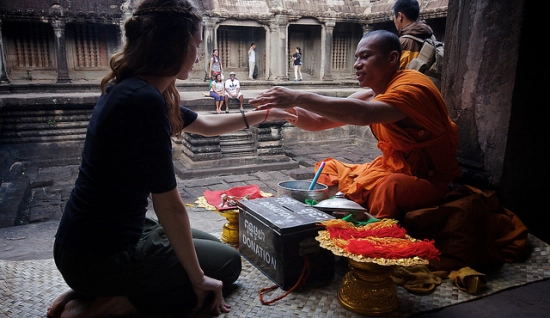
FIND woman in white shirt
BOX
[210,73,225,113]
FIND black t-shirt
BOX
[55,76,198,253]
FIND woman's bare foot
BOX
[47,290,79,318]
[47,290,140,318]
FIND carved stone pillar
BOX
[52,19,71,83]
[203,17,217,81]
[322,19,335,81]
[119,0,134,47]
[445,0,524,185]
[268,16,288,80]
[0,19,10,83]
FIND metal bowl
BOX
[314,192,368,212]
[277,180,329,203]
[314,192,376,221]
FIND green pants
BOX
[54,218,242,316]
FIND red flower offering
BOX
[316,219,440,266]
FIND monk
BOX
[250,30,461,220]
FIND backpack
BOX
[401,34,444,90]
[252,65,258,79]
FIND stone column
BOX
[52,19,71,83]
[119,0,133,47]
[322,19,335,81]
[268,16,288,80]
[203,17,217,81]
[0,19,10,83]
[445,0,524,185]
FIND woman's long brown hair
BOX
[100,0,202,135]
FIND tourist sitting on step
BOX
[46,1,297,318]
[210,73,225,114]
[224,72,244,112]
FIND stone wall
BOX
[444,0,524,186]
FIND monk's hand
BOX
[249,86,300,110]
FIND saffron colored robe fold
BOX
[317,70,461,219]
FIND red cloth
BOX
[203,185,266,211]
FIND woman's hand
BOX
[192,276,231,315]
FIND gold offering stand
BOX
[194,196,239,245]
[217,209,239,245]
[195,191,272,246]
[316,231,429,316]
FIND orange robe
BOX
[317,70,461,219]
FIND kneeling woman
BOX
[46,1,297,317]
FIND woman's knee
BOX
[195,240,242,283]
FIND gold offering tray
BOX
[315,230,429,267]
[315,221,434,316]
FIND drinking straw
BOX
[308,161,326,190]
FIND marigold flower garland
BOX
[316,218,440,266]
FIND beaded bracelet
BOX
[240,109,249,129]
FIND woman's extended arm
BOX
[249,86,405,126]
[182,109,297,136]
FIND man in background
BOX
[224,72,244,112]
[393,0,434,69]
[248,43,256,80]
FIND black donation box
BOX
[238,196,335,290]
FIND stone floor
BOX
[1,85,550,317]
[1,141,550,317]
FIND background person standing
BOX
[209,48,223,79]
[392,0,434,69]
[248,43,256,80]
[292,46,303,81]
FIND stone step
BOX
[0,104,93,144]
[173,158,299,180]
[0,177,31,227]
[27,188,62,223]
[221,148,256,156]
[220,133,255,152]
[219,130,252,142]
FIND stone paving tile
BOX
[181,177,224,188]
[221,174,260,183]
